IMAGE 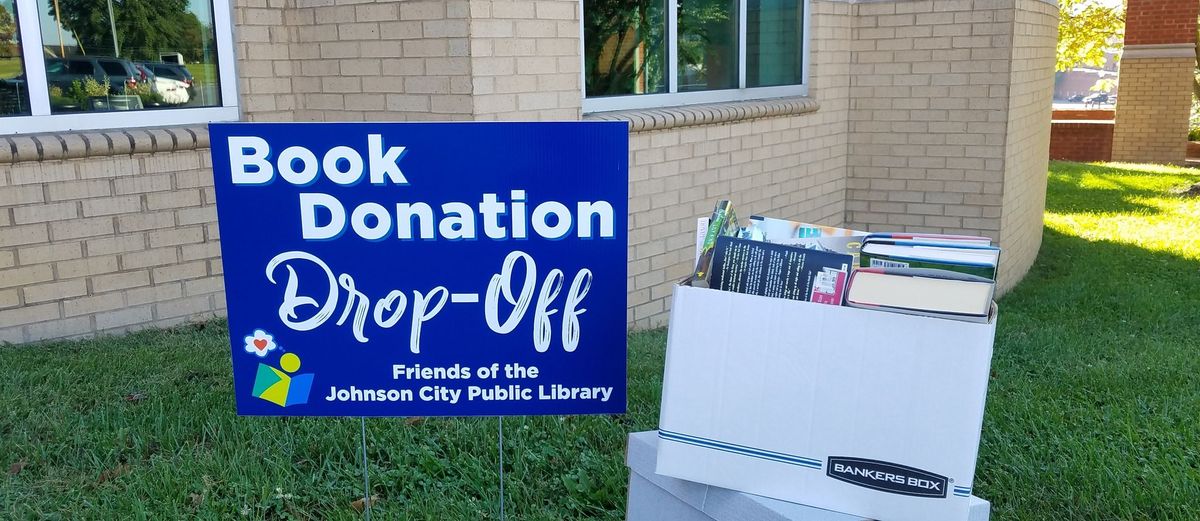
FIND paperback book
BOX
[743,216,868,265]
[688,200,739,287]
[707,236,852,305]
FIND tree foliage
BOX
[0,4,14,43]
[1056,0,1124,72]
[50,0,208,61]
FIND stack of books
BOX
[688,200,998,323]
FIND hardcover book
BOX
[845,267,995,322]
[860,237,1000,280]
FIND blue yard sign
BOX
[209,122,628,416]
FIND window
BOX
[582,0,808,113]
[0,0,30,117]
[0,0,236,135]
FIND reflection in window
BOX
[0,0,30,116]
[583,0,667,97]
[747,0,802,88]
[39,0,221,113]
[678,0,737,92]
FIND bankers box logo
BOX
[826,457,948,498]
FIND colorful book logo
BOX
[252,353,314,407]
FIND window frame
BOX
[2,0,239,136]
[579,0,810,114]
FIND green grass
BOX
[185,63,216,86]
[3,161,1200,519]
[0,57,22,79]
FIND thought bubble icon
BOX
[244,329,278,358]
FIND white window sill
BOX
[582,96,820,132]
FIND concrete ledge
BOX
[584,97,820,133]
[1122,43,1197,59]
[0,125,210,164]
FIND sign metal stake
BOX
[499,416,506,521]
[360,416,372,520]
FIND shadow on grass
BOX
[981,227,1200,519]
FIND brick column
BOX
[1111,0,1199,164]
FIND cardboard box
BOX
[656,284,996,521]
[627,431,991,521]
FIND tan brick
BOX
[152,261,209,284]
[13,202,80,224]
[117,212,175,233]
[155,295,214,319]
[92,271,151,293]
[114,174,173,195]
[25,316,92,341]
[23,279,87,303]
[81,196,142,217]
[56,256,119,280]
[125,283,183,307]
[0,302,60,328]
[0,185,46,205]
[0,224,50,247]
[146,228,204,249]
[122,248,180,270]
[0,265,54,289]
[95,305,154,330]
[18,242,82,265]
[48,217,115,241]
[86,234,147,256]
[0,288,18,309]
[146,190,202,210]
[64,292,127,317]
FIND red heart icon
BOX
[253,339,268,350]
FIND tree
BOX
[0,4,15,58]
[50,0,205,61]
[1056,0,1124,72]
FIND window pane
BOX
[747,0,802,87]
[0,0,30,116]
[678,0,738,92]
[40,0,222,113]
[583,0,668,97]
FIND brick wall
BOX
[1124,0,1200,46]
[469,0,582,120]
[236,0,298,121]
[843,0,1056,292]
[286,0,474,122]
[0,132,223,343]
[998,0,1055,293]
[846,0,1016,239]
[1112,57,1195,164]
[1050,121,1114,161]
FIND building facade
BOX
[0,0,1057,342]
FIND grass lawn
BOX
[0,57,22,79]
[3,161,1200,519]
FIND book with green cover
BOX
[688,200,739,287]
[859,237,1000,280]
